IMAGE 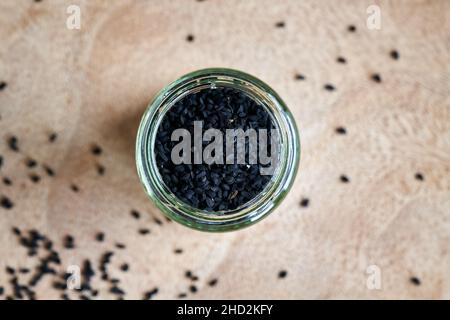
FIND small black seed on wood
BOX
[410,276,421,286]
[371,73,382,83]
[300,198,309,208]
[8,136,19,152]
[278,270,287,278]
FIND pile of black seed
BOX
[155,87,276,212]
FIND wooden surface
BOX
[0,0,449,299]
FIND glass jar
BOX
[136,68,300,232]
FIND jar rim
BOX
[136,68,300,232]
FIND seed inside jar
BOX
[155,87,279,212]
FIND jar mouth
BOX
[136,68,300,232]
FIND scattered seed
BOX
[130,209,140,219]
[390,50,399,60]
[410,276,421,286]
[208,278,218,287]
[48,132,58,142]
[371,73,382,83]
[70,184,79,192]
[120,264,129,272]
[143,288,159,300]
[95,232,104,242]
[275,21,285,28]
[1,196,14,209]
[115,243,126,249]
[96,164,105,176]
[336,57,347,64]
[335,127,347,134]
[415,172,424,181]
[3,177,12,186]
[189,285,197,293]
[63,235,75,249]
[186,34,195,42]
[339,175,350,183]
[0,81,7,91]
[43,165,55,177]
[278,270,287,278]
[347,25,356,32]
[8,136,19,152]
[174,248,183,254]
[295,73,306,81]
[324,84,335,91]
[138,228,150,235]
[300,198,309,208]
[29,173,41,183]
[25,158,38,168]
[91,144,102,156]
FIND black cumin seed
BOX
[186,34,194,42]
[3,176,12,186]
[43,165,55,177]
[26,158,38,168]
[1,195,14,209]
[143,288,159,300]
[189,285,197,293]
[410,276,421,286]
[48,132,58,142]
[0,286,4,295]
[29,173,41,183]
[390,50,399,60]
[347,25,356,32]
[120,263,129,272]
[208,278,218,287]
[178,292,187,298]
[138,228,150,235]
[91,144,102,156]
[340,175,350,183]
[6,266,15,275]
[96,164,105,175]
[63,235,75,249]
[415,172,424,181]
[300,198,309,208]
[95,232,104,242]
[371,73,382,83]
[115,243,126,249]
[275,21,285,28]
[336,57,347,64]
[174,248,183,254]
[70,184,79,192]
[130,209,140,219]
[0,155,3,168]
[8,136,19,152]
[110,286,125,295]
[0,81,7,90]
[278,270,287,278]
[335,127,347,134]
[12,227,21,236]
[324,84,335,91]
[295,74,305,81]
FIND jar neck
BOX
[136,68,300,232]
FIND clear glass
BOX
[136,68,300,232]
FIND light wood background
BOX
[0,0,449,299]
